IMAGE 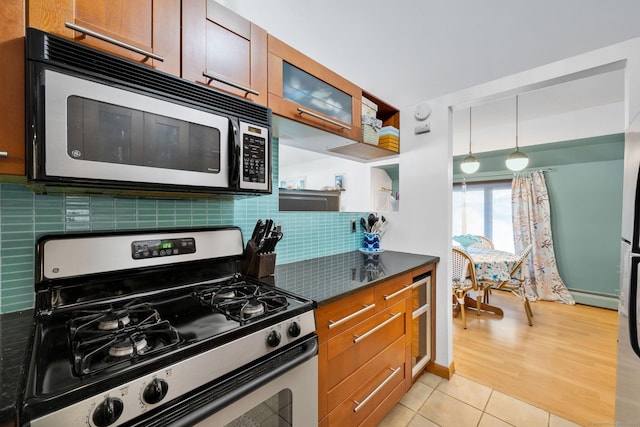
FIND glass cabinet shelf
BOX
[282,61,352,124]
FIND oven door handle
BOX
[158,335,318,427]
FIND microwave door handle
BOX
[228,118,240,187]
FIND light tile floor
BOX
[378,373,582,427]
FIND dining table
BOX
[460,246,522,316]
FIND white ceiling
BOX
[221,0,636,154]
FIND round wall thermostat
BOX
[414,102,431,121]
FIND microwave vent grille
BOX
[28,28,270,126]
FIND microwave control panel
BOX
[239,121,269,191]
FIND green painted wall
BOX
[547,160,622,297]
[454,134,624,299]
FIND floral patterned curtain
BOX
[512,171,575,304]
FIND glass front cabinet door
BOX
[267,34,362,142]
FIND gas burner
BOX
[241,299,266,317]
[196,281,289,323]
[215,289,237,299]
[98,310,131,331]
[108,335,148,357]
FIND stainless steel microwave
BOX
[25,28,271,196]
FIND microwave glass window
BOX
[98,108,133,164]
[189,123,221,173]
[67,96,221,174]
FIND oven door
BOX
[196,354,317,427]
[127,334,318,427]
[31,67,231,190]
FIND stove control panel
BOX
[131,238,196,259]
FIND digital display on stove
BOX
[131,237,196,259]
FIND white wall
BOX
[452,101,625,156]
[381,38,640,371]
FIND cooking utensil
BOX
[368,213,377,231]
[360,217,369,232]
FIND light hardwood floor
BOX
[452,289,618,426]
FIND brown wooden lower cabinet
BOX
[316,268,430,426]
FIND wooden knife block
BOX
[243,241,276,278]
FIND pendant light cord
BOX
[515,94,519,150]
[468,107,472,154]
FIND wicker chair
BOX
[452,248,488,329]
[469,235,494,249]
[497,244,534,326]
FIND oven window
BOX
[67,96,221,173]
[224,390,293,427]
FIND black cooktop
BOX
[26,278,312,406]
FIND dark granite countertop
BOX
[268,250,439,306]
[0,309,34,425]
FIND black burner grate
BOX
[195,281,289,323]
[68,302,180,376]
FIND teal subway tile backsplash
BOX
[0,138,365,313]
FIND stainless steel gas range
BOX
[20,227,318,427]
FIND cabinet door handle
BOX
[203,71,260,97]
[353,312,402,344]
[412,277,430,289]
[328,303,375,329]
[64,22,164,62]
[353,367,402,413]
[297,107,352,130]
[383,284,412,301]
[0,151,8,158]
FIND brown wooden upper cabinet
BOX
[27,0,181,76]
[0,0,26,176]
[182,0,268,105]
[268,35,362,142]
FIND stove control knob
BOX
[266,330,281,347]
[288,321,301,338]
[92,397,124,427]
[143,378,169,405]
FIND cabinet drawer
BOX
[327,354,405,426]
[374,272,412,311]
[327,300,406,389]
[327,336,405,413]
[315,288,375,344]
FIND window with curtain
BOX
[452,180,514,252]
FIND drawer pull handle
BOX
[353,367,402,413]
[203,71,260,97]
[383,285,412,300]
[353,312,402,344]
[328,303,375,329]
[297,107,352,130]
[64,22,164,62]
[0,151,8,158]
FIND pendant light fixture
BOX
[505,94,529,171]
[460,107,480,174]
